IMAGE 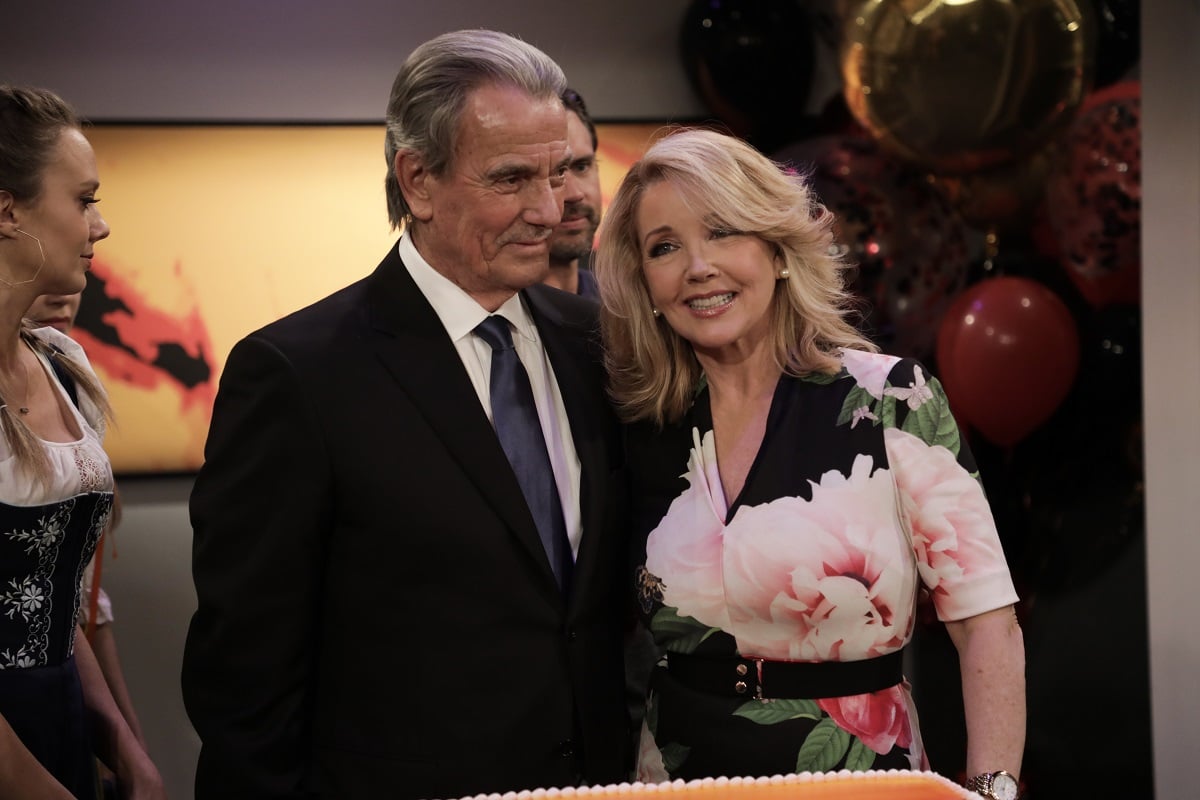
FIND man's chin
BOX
[549,238,591,264]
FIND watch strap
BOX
[965,770,1017,799]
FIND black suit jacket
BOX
[182,246,630,799]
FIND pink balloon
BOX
[937,277,1080,447]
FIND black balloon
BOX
[680,0,817,150]
[1092,0,1140,87]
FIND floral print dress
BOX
[627,350,1018,782]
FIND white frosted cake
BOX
[451,770,976,800]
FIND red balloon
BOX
[937,277,1080,447]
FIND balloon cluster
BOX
[680,0,1140,450]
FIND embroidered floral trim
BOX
[0,577,46,623]
[0,495,107,670]
[73,445,106,493]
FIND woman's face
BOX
[14,127,109,294]
[637,180,779,363]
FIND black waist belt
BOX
[665,650,904,700]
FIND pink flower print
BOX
[850,406,879,429]
[645,429,731,631]
[817,685,914,755]
[721,454,916,661]
[635,721,670,783]
[841,350,901,400]
[884,427,1009,619]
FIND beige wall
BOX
[1142,3,1200,798]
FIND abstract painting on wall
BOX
[77,122,671,473]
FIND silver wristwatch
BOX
[965,770,1019,800]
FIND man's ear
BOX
[395,151,435,222]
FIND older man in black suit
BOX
[182,30,630,800]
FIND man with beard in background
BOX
[542,88,602,300]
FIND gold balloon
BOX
[841,0,1095,174]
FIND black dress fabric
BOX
[0,492,113,797]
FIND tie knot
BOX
[474,315,515,351]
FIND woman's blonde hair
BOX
[593,127,876,426]
[1,325,113,487]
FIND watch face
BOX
[991,772,1019,800]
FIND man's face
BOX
[549,112,602,266]
[407,84,571,311]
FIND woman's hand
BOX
[73,628,168,798]
[113,738,168,800]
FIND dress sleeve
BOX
[879,359,1018,622]
[77,563,115,627]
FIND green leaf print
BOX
[844,737,877,771]
[897,385,961,455]
[733,698,822,724]
[879,393,898,429]
[900,394,941,442]
[795,718,852,773]
[651,607,719,654]
[928,379,962,455]
[660,742,691,774]
[836,385,879,427]
[802,369,841,386]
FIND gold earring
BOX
[777,269,790,280]
[0,229,46,288]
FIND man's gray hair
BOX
[383,29,568,230]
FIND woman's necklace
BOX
[1,344,33,415]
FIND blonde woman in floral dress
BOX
[593,129,1025,799]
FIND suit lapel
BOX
[364,249,559,592]
[525,286,610,608]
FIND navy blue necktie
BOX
[474,315,573,593]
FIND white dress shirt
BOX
[398,235,582,559]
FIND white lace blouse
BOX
[0,327,114,507]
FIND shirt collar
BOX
[398,234,538,345]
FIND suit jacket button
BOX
[565,628,577,642]
[734,680,748,694]
[558,740,575,758]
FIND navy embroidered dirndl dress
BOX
[1,327,114,798]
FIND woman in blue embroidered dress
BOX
[0,85,165,799]
[592,129,1025,795]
